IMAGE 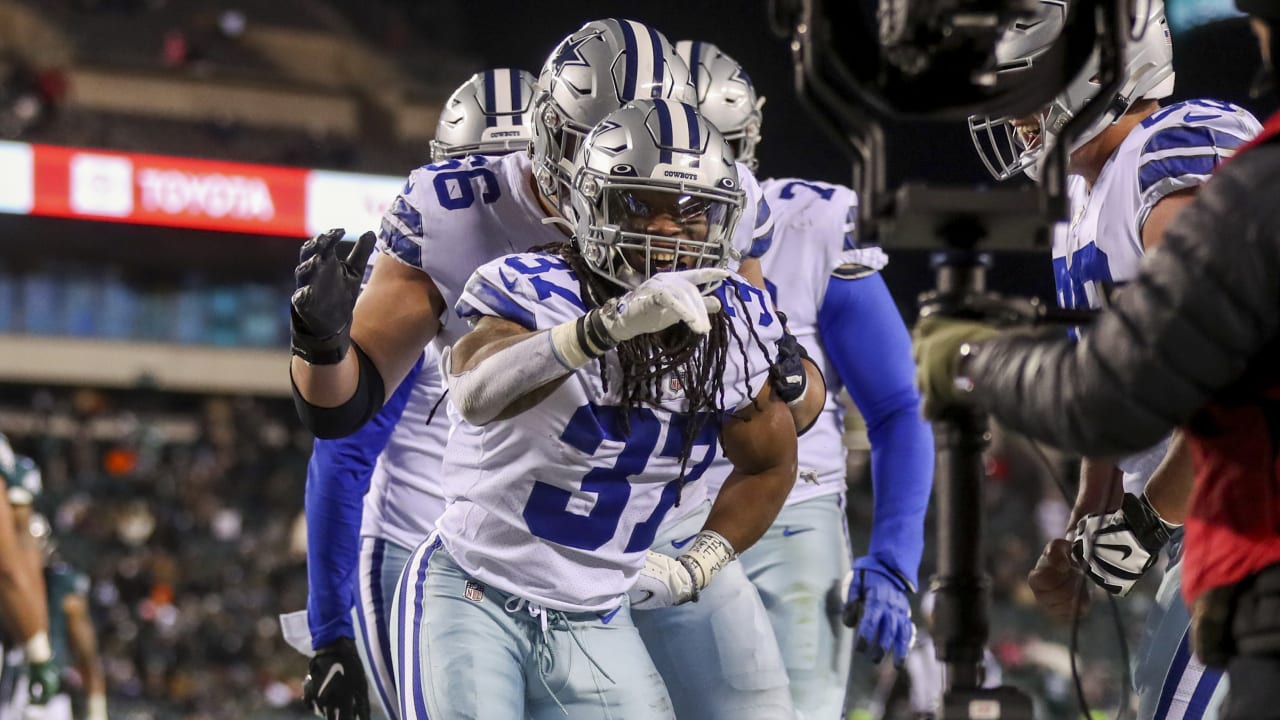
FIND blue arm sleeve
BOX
[818,273,934,588]
[305,354,423,649]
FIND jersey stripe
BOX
[1143,125,1249,156]
[748,196,775,257]
[1138,155,1219,196]
[457,272,537,329]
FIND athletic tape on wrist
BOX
[679,530,737,592]
[24,632,51,664]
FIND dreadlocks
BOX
[534,241,776,499]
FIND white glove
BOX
[628,551,697,610]
[1071,492,1179,597]
[596,268,728,342]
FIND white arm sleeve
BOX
[442,329,577,426]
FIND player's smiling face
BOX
[608,188,725,275]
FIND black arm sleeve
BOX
[967,145,1280,456]
[291,342,387,440]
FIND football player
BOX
[670,40,934,718]
[391,97,797,718]
[0,440,57,718]
[290,18,781,720]
[292,68,535,720]
[3,460,105,720]
[967,2,1260,717]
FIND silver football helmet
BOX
[430,69,537,162]
[568,99,744,290]
[531,19,696,211]
[969,0,1175,181]
[674,41,764,171]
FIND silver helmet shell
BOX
[568,98,744,290]
[674,40,763,171]
[430,69,537,162]
[531,19,696,211]
[969,0,1175,181]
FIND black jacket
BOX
[967,143,1280,456]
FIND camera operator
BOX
[914,3,1280,717]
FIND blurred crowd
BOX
[0,386,312,720]
[0,382,1158,719]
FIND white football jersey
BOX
[359,343,450,550]
[435,253,782,612]
[1053,99,1260,489]
[701,177,883,506]
[1053,99,1260,310]
[377,153,774,348]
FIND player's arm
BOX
[1140,188,1198,251]
[629,383,797,608]
[1066,457,1124,529]
[1069,431,1192,597]
[819,272,932,583]
[62,592,107,719]
[818,271,933,664]
[290,233,444,439]
[446,267,728,426]
[11,506,45,602]
[445,316,571,423]
[304,356,420,653]
[0,501,52,691]
[1142,430,1194,524]
[705,382,799,552]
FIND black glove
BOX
[303,638,370,720]
[769,312,811,407]
[291,229,377,365]
[27,658,59,706]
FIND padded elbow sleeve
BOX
[292,342,386,439]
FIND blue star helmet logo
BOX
[551,30,601,73]
[730,64,753,90]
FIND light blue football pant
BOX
[391,535,675,720]
[739,492,854,720]
[634,501,797,720]
[1135,543,1229,720]
[353,536,414,720]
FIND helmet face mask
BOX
[532,19,696,212]
[430,69,537,163]
[569,99,743,291]
[588,183,735,285]
[969,0,1175,182]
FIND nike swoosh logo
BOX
[1183,112,1220,123]
[317,662,344,696]
[671,534,698,549]
[634,590,654,605]
[782,526,814,537]
[1095,542,1134,561]
[600,607,621,624]
[499,268,519,293]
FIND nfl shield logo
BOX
[464,580,485,603]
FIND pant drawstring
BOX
[503,596,616,716]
